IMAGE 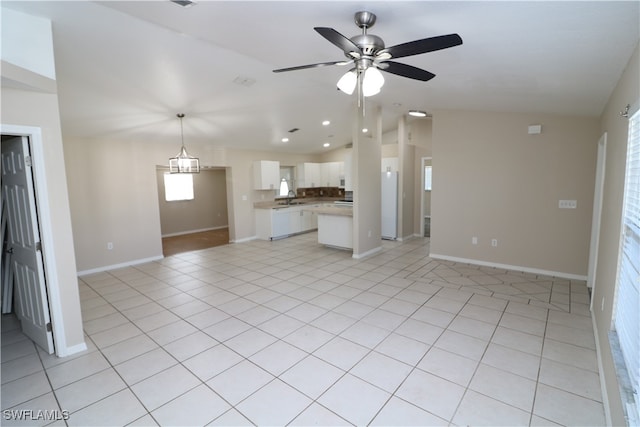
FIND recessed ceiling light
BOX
[322,120,330,126]
[362,128,368,133]
[409,110,428,117]
[323,142,330,147]
[281,137,289,143]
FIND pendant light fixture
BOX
[169,113,200,173]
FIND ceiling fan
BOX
[273,11,463,96]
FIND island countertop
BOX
[253,198,341,210]
[303,205,353,217]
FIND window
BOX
[163,173,194,201]
[613,104,640,425]
[424,165,432,191]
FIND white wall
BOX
[1,7,84,356]
[1,8,56,80]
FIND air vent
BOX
[288,128,300,133]
[171,0,196,7]
[233,76,256,87]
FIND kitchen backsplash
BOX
[296,187,345,198]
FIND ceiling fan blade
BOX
[383,34,463,59]
[273,60,351,73]
[378,61,435,81]
[314,27,362,55]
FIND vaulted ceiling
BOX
[3,1,639,153]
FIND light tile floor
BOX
[2,233,604,426]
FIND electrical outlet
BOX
[472,237,478,245]
[107,242,113,250]
[368,230,372,238]
[491,239,498,247]
[601,297,605,311]
[559,200,577,209]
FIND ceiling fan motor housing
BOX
[350,34,385,56]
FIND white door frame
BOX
[1,124,68,355]
[420,156,432,236]
[588,132,607,308]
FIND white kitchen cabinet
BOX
[301,205,319,230]
[255,205,319,240]
[253,160,281,190]
[297,162,321,188]
[288,209,302,234]
[272,210,290,238]
[320,162,342,187]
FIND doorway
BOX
[588,132,607,305]
[1,135,54,353]
[156,167,230,256]
[421,157,433,237]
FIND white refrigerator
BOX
[381,171,398,240]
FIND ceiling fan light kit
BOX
[337,70,357,95]
[273,10,463,105]
[169,113,200,174]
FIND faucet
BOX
[287,190,296,204]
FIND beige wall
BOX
[397,116,415,240]
[353,106,382,256]
[430,109,600,277]
[64,135,319,271]
[592,42,639,426]
[1,87,85,355]
[65,137,165,272]
[408,119,433,236]
[156,168,228,236]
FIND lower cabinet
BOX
[255,205,319,240]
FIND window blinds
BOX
[614,105,640,424]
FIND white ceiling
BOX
[3,1,639,154]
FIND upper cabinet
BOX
[298,162,344,188]
[320,162,343,187]
[297,162,321,188]
[253,160,280,190]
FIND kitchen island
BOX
[303,205,353,250]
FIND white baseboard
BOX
[352,246,382,259]
[77,255,164,276]
[59,341,88,357]
[231,236,257,243]
[428,253,588,281]
[397,234,419,242]
[162,225,228,238]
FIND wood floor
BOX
[161,228,230,256]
